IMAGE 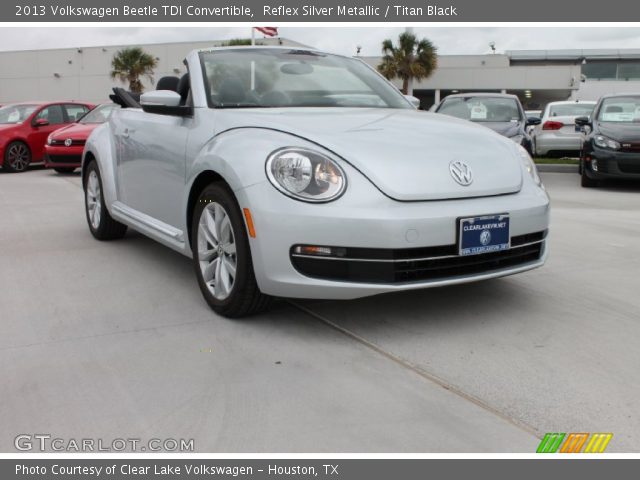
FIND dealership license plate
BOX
[459,214,510,256]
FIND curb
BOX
[536,163,579,173]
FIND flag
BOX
[254,27,278,37]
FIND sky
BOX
[1,26,640,56]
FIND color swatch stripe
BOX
[537,433,612,453]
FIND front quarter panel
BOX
[82,121,118,209]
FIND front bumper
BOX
[584,148,640,180]
[237,176,550,300]
[44,145,83,168]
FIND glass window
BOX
[582,62,618,80]
[64,104,90,122]
[618,63,640,80]
[438,96,523,122]
[79,104,119,124]
[597,96,640,123]
[549,104,595,117]
[0,104,37,124]
[199,49,411,109]
[35,105,65,125]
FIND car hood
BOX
[216,108,523,201]
[596,122,640,143]
[50,123,96,140]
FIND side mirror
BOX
[140,90,192,117]
[33,118,49,127]
[526,117,541,126]
[575,116,591,127]
[404,95,421,109]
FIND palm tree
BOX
[377,32,438,95]
[110,47,158,94]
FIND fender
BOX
[81,122,119,212]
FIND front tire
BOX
[83,161,127,240]
[581,168,600,188]
[3,141,31,172]
[192,183,271,318]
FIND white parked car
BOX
[531,100,596,157]
[82,47,550,317]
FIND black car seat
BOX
[605,106,623,113]
[156,76,180,92]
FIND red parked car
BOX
[0,101,94,173]
[45,104,119,173]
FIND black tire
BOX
[581,168,599,188]
[191,183,271,318]
[83,161,127,240]
[54,167,76,174]
[3,141,31,173]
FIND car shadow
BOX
[597,178,640,193]
[292,277,535,332]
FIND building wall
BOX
[362,54,582,91]
[0,38,306,104]
[570,80,640,101]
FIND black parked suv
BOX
[433,93,541,155]
[576,93,640,188]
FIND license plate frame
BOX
[459,214,511,256]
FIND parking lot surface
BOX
[1,169,639,452]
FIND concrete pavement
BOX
[1,168,638,452]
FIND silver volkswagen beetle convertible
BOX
[82,47,550,317]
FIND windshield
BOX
[549,103,595,117]
[0,104,37,124]
[79,104,119,124]
[597,96,640,123]
[438,96,522,123]
[199,49,411,109]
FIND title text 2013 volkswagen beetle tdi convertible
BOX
[82,47,550,317]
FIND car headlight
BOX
[518,145,543,188]
[47,135,53,146]
[266,148,347,202]
[594,135,620,150]
[510,134,524,145]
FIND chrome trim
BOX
[111,201,184,241]
[291,239,545,263]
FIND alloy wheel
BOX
[197,202,237,300]
[7,144,30,171]
[86,170,102,230]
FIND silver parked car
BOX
[531,100,596,157]
[82,47,550,317]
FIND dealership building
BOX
[1,38,640,109]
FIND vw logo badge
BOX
[64,138,73,147]
[480,230,492,246]
[449,160,473,186]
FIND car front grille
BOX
[47,154,82,164]
[290,231,547,284]
[620,143,640,153]
[50,139,85,146]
